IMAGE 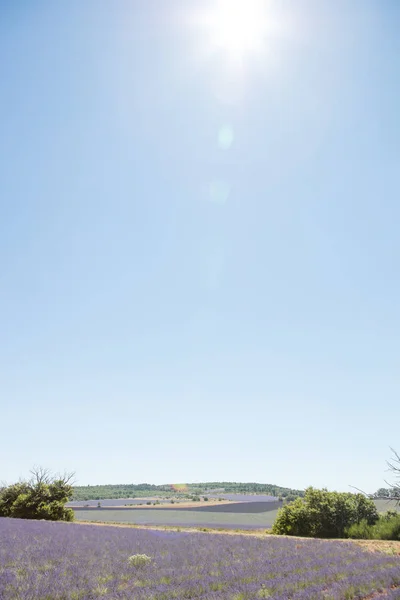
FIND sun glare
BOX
[208,0,269,61]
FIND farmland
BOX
[73,506,281,529]
[67,494,279,508]
[71,498,282,529]
[70,497,399,531]
[1,517,400,599]
[374,499,400,514]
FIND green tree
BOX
[272,487,378,538]
[0,482,31,517]
[284,494,298,503]
[0,468,74,522]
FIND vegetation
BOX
[195,482,304,497]
[272,487,379,538]
[127,553,153,567]
[2,518,400,599]
[0,468,74,522]
[374,488,400,499]
[346,510,400,540]
[71,481,304,501]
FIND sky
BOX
[1,0,399,494]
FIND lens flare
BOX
[207,0,269,61]
[218,125,234,149]
[171,483,188,492]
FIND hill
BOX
[71,481,304,502]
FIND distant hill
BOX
[72,482,305,502]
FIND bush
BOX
[272,497,314,537]
[381,510,398,521]
[0,482,31,516]
[374,514,400,540]
[285,494,299,503]
[272,487,379,538]
[345,520,374,539]
[346,513,400,540]
[128,554,152,567]
[0,468,74,522]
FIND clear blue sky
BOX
[1,0,399,493]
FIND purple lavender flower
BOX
[0,518,399,599]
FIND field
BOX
[68,499,234,509]
[70,498,399,531]
[73,507,281,529]
[1,517,400,599]
[67,494,278,508]
[72,501,282,529]
[374,500,400,514]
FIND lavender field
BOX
[1,518,400,599]
[72,506,281,529]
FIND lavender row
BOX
[0,518,399,599]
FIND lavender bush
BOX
[0,517,399,599]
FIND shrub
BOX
[0,482,31,516]
[128,554,152,567]
[272,497,314,537]
[285,494,298,503]
[0,469,74,522]
[346,514,400,540]
[345,520,374,539]
[272,487,379,538]
[381,510,398,521]
[373,514,400,540]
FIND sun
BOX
[207,0,269,61]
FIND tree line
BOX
[71,481,305,502]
